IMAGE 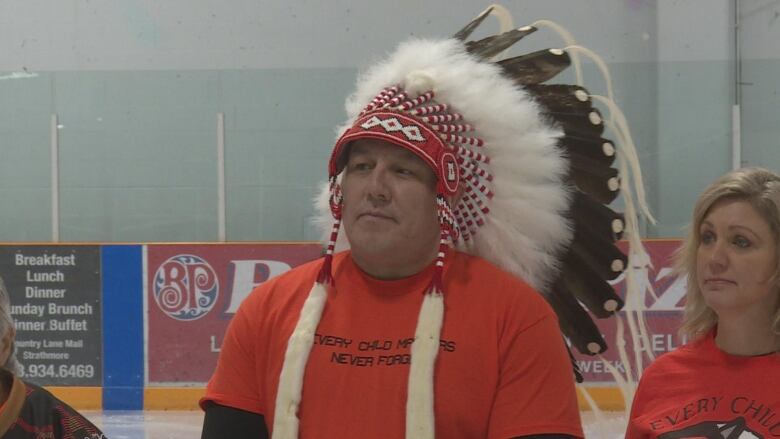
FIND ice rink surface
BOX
[83,410,628,439]
[85,411,204,439]
[581,411,629,438]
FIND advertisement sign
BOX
[146,240,686,387]
[573,240,686,384]
[0,245,102,386]
[146,243,322,384]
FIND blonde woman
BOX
[627,167,780,438]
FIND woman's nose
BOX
[706,241,728,271]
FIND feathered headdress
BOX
[276,5,654,439]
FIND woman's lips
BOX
[704,278,736,285]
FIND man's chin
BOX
[346,223,394,241]
[347,238,396,257]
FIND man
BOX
[202,6,643,439]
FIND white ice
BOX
[84,411,204,439]
[581,411,629,438]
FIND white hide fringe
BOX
[406,291,445,439]
[272,282,328,439]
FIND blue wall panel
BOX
[101,245,144,410]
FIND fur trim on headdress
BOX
[273,282,328,438]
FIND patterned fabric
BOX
[0,369,106,439]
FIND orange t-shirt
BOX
[202,250,583,438]
[626,330,780,438]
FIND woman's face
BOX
[696,198,780,320]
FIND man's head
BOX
[340,138,440,279]
[321,92,470,284]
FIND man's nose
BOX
[366,168,391,202]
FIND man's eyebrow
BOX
[346,150,369,161]
[396,149,427,165]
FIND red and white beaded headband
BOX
[328,86,494,243]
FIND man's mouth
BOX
[359,211,394,221]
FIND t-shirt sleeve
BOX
[625,378,648,439]
[625,360,662,439]
[200,294,265,415]
[487,308,584,439]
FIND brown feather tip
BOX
[452,6,494,41]
[497,48,571,84]
[465,26,537,59]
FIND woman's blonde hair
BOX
[0,275,19,373]
[676,167,780,344]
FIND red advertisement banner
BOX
[146,243,322,384]
[146,240,685,386]
[573,239,687,384]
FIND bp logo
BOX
[153,254,219,321]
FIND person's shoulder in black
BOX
[0,368,106,439]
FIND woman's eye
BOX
[700,231,715,244]
[733,235,751,248]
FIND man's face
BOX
[340,138,440,278]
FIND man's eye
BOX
[351,162,370,171]
[733,235,751,248]
[396,168,413,176]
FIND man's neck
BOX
[350,248,438,280]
